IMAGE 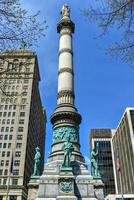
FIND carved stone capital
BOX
[58,90,74,99]
[57,19,75,33]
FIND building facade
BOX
[0,50,46,200]
[112,107,134,195]
[90,129,116,196]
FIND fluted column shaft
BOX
[57,25,74,105]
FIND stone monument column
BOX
[49,4,84,167]
[28,5,104,200]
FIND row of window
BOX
[0,97,27,104]
[0,135,13,140]
[0,195,17,200]
[2,84,28,91]
[0,119,15,125]
[0,112,15,117]
[0,178,18,185]
[0,105,16,110]
[0,169,19,176]
[0,151,11,157]
[0,143,11,148]
[3,79,29,84]
[0,134,23,142]
[0,127,14,132]
[0,111,25,118]
[0,160,20,166]
[0,118,25,126]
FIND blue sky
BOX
[22,0,134,166]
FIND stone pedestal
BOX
[35,161,104,200]
[57,168,77,200]
[28,177,40,200]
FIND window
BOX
[14,160,20,166]
[0,135,3,140]
[23,85,28,90]
[12,170,19,175]
[3,179,7,185]
[0,170,3,175]
[9,105,12,110]
[9,196,17,200]
[21,98,27,104]
[20,105,26,110]
[3,112,6,117]
[0,105,3,110]
[5,105,8,109]
[17,135,23,140]
[2,119,5,124]
[12,179,18,185]
[0,112,2,117]
[16,143,22,148]
[0,143,2,148]
[7,151,10,157]
[0,160,4,166]
[13,105,16,110]
[4,169,8,175]
[24,79,29,84]
[5,127,9,132]
[4,135,8,140]
[10,127,14,132]
[7,119,10,124]
[18,127,23,132]
[22,92,27,96]
[8,112,11,117]
[12,112,16,117]
[19,119,24,124]
[1,127,4,132]
[15,152,21,157]
[5,160,9,166]
[9,135,13,140]
[20,112,25,117]
[8,143,11,148]
[11,119,15,124]
[2,152,5,157]
[3,143,7,148]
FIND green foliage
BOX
[0,0,47,51]
[83,0,134,64]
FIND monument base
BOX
[27,177,40,200]
[34,160,104,200]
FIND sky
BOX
[21,0,134,166]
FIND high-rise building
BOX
[0,50,46,200]
[90,129,116,196]
[112,107,134,195]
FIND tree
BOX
[83,0,134,64]
[0,0,47,100]
[0,0,47,52]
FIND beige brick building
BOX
[0,50,46,200]
[112,107,134,195]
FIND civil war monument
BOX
[28,5,104,200]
